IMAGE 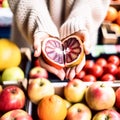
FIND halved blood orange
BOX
[41,35,85,69]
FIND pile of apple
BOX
[75,55,120,82]
[27,70,120,120]
[0,84,33,119]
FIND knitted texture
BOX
[8,0,110,48]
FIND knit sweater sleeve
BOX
[60,0,110,40]
[8,0,59,44]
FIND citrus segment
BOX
[63,35,85,67]
[42,38,64,69]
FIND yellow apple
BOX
[27,78,55,104]
[64,78,87,103]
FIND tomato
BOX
[75,70,86,79]
[82,74,96,82]
[89,64,103,78]
[83,60,94,73]
[95,58,107,68]
[104,63,118,75]
[107,55,120,66]
[101,73,115,82]
[116,66,120,79]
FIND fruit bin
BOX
[0,48,33,118]
[27,81,120,120]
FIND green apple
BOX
[2,0,9,8]
[1,67,24,81]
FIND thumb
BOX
[33,32,49,57]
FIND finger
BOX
[39,57,65,80]
[65,68,71,80]
[76,55,86,74]
[33,32,49,57]
[33,39,41,57]
[68,67,76,80]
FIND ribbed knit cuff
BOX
[60,17,86,39]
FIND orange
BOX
[41,34,85,69]
[0,39,21,71]
[116,11,120,26]
[105,6,118,22]
[37,94,67,120]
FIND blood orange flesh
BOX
[42,35,85,69]
[42,38,64,69]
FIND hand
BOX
[65,31,90,80]
[39,57,65,80]
[33,32,65,80]
[33,32,49,57]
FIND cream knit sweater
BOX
[8,0,110,48]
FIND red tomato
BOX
[104,63,118,75]
[101,73,115,81]
[90,64,103,78]
[116,66,120,79]
[75,70,86,79]
[95,58,107,68]
[82,74,96,82]
[107,55,120,66]
[83,60,94,73]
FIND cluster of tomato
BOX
[75,55,120,82]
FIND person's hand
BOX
[33,32,49,57]
[39,57,65,80]
[65,31,91,80]
[33,32,65,80]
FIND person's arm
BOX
[8,0,59,44]
[60,0,110,48]
[60,0,111,80]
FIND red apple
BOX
[0,109,33,120]
[92,109,120,120]
[66,103,92,120]
[29,66,48,79]
[0,85,26,112]
[85,81,116,111]
[27,78,55,104]
[115,87,120,109]
[64,78,87,103]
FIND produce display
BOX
[75,55,120,82]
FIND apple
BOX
[115,87,120,109]
[0,85,26,112]
[27,78,55,104]
[1,67,24,81]
[85,81,116,111]
[64,78,87,103]
[66,103,92,120]
[29,66,48,79]
[92,109,120,120]
[0,109,33,120]
[2,0,9,8]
